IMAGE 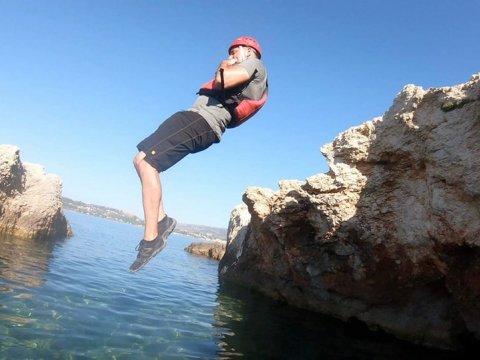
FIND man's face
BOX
[229,46,250,63]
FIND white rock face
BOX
[220,74,480,349]
[0,145,72,239]
[219,204,251,277]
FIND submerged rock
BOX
[0,145,72,239]
[219,74,480,349]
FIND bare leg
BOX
[133,151,166,241]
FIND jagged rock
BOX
[185,241,226,260]
[219,74,480,349]
[0,145,72,239]
[218,204,251,275]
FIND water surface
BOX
[0,211,470,359]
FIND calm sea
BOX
[0,211,470,359]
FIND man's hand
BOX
[215,59,250,89]
[219,58,237,69]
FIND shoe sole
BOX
[129,218,177,272]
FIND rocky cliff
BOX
[0,145,72,239]
[219,74,480,349]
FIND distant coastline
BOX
[62,197,227,241]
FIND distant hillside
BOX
[62,197,144,226]
[62,197,227,241]
[174,223,227,242]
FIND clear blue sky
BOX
[1,1,478,228]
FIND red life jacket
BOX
[198,77,268,128]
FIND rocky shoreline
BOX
[220,74,480,349]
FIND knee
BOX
[134,152,159,175]
[133,152,145,171]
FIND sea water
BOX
[0,211,469,359]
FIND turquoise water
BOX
[0,211,470,359]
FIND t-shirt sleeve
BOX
[238,58,262,78]
[236,58,267,100]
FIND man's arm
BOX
[214,60,250,89]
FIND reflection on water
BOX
[0,234,60,291]
[0,234,61,332]
[213,283,471,359]
[0,212,474,359]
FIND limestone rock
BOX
[0,145,72,239]
[185,241,226,260]
[219,204,251,276]
[219,74,480,349]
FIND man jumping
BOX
[130,36,268,272]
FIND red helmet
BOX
[229,36,262,58]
